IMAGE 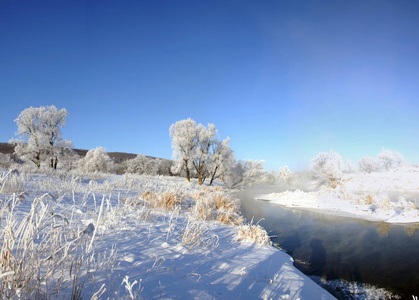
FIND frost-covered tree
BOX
[0,153,13,168]
[358,157,381,173]
[77,147,114,173]
[193,123,217,184]
[241,160,270,187]
[345,160,355,174]
[169,119,198,182]
[9,137,43,169]
[310,150,344,186]
[42,106,69,168]
[223,159,269,189]
[279,166,292,182]
[155,159,173,176]
[377,149,404,170]
[126,154,159,175]
[207,137,234,186]
[170,119,232,185]
[10,105,69,169]
[55,139,77,170]
[222,161,245,189]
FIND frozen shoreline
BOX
[257,189,419,223]
[258,168,419,224]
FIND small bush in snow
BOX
[377,197,391,211]
[405,200,417,211]
[377,149,404,170]
[0,153,13,168]
[310,151,344,187]
[181,219,207,249]
[0,169,26,193]
[358,157,381,173]
[364,194,374,205]
[141,191,158,202]
[77,147,114,173]
[279,165,292,182]
[212,192,238,211]
[235,220,271,245]
[140,191,181,210]
[191,191,243,225]
[126,154,155,175]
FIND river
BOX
[237,188,419,299]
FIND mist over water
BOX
[236,187,419,298]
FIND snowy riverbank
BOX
[258,166,419,223]
[0,170,334,299]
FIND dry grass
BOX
[190,191,243,225]
[192,190,205,201]
[377,197,391,211]
[122,197,143,207]
[235,220,271,245]
[342,192,353,201]
[202,186,225,193]
[213,193,236,210]
[181,220,206,249]
[140,191,181,210]
[216,210,244,226]
[141,191,158,202]
[364,194,374,205]
[191,201,214,221]
[211,193,242,225]
[0,170,26,194]
[135,188,244,226]
[0,194,115,299]
[405,201,418,211]
[159,191,180,210]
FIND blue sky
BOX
[1,0,418,170]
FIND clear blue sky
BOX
[1,0,418,170]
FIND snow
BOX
[259,166,419,223]
[95,218,333,299]
[0,170,335,299]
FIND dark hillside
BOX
[0,142,170,164]
[0,143,15,155]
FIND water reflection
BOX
[237,188,419,298]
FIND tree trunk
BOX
[209,166,218,186]
[198,169,203,185]
[35,152,41,168]
[184,160,190,182]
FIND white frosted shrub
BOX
[77,147,114,173]
[377,149,404,170]
[0,153,13,168]
[358,157,381,173]
[279,165,292,182]
[126,154,158,175]
[0,170,26,193]
[224,160,270,189]
[310,150,343,186]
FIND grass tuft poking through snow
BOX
[0,193,116,299]
[235,219,272,245]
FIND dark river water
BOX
[237,188,419,299]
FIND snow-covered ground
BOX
[259,166,419,223]
[0,170,334,299]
